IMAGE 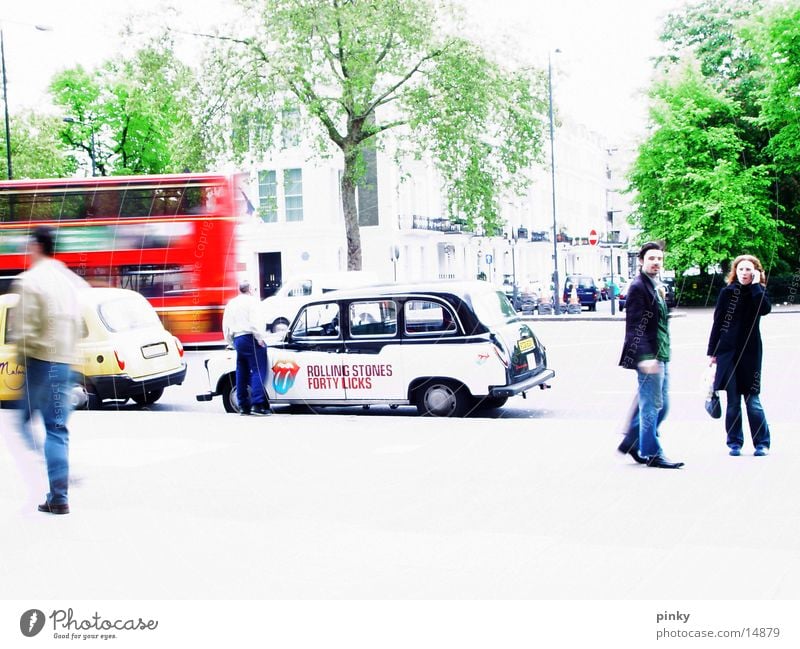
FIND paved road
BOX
[1,309,797,600]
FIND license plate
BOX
[518,337,535,353]
[141,342,168,359]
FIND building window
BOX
[281,108,302,149]
[258,170,278,223]
[284,168,304,222]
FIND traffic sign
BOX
[588,229,599,246]
[485,254,493,264]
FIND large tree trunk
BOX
[341,151,363,271]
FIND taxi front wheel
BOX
[220,374,240,413]
[416,380,470,417]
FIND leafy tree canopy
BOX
[49,36,208,176]
[630,0,796,275]
[0,111,77,180]
[629,66,782,272]
[201,0,548,269]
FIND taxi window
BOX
[404,300,457,335]
[97,296,162,332]
[292,302,340,338]
[349,300,397,337]
[469,289,517,327]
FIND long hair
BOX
[726,254,766,285]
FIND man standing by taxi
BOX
[617,241,684,469]
[222,280,270,416]
[9,226,89,514]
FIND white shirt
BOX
[222,293,264,345]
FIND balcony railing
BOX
[400,214,465,233]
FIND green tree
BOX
[629,67,781,272]
[201,0,548,270]
[50,37,208,176]
[751,4,800,193]
[0,110,77,179]
[631,0,798,274]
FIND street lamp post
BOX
[1,23,52,180]
[548,49,561,314]
[1,28,11,179]
[505,232,518,309]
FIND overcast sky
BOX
[2,0,685,147]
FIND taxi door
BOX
[341,298,405,401]
[267,301,346,402]
[0,295,25,402]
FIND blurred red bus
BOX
[0,173,244,344]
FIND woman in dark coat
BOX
[707,254,772,456]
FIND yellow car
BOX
[0,287,186,409]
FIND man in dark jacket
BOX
[617,242,684,469]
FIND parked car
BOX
[662,276,677,308]
[603,275,629,310]
[197,281,555,416]
[0,288,186,409]
[562,275,599,311]
[616,276,675,311]
[260,271,378,333]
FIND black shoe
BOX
[646,455,684,469]
[38,502,70,515]
[617,444,647,464]
[251,405,272,416]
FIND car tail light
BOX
[489,335,510,368]
[114,350,125,370]
[174,336,184,357]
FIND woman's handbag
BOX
[705,393,722,419]
[703,364,722,419]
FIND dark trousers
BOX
[725,385,770,449]
[233,334,268,411]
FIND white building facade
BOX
[233,115,631,300]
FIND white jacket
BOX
[9,258,90,364]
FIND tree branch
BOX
[362,43,450,118]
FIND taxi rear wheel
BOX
[131,388,164,406]
[76,378,102,410]
[476,395,508,410]
[416,380,469,417]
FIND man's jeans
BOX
[233,334,268,411]
[620,361,669,459]
[19,358,72,506]
[725,385,770,450]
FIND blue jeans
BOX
[620,362,669,458]
[233,334,268,411]
[725,385,770,449]
[19,358,73,506]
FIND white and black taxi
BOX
[197,281,554,416]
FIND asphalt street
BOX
[1,307,798,600]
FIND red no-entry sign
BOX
[589,229,599,246]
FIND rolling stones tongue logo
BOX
[272,360,300,394]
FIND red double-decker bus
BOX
[0,173,244,344]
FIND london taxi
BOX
[0,287,186,409]
[197,281,555,416]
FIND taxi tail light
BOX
[114,351,126,371]
[490,335,509,368]
[174,336,185,357]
